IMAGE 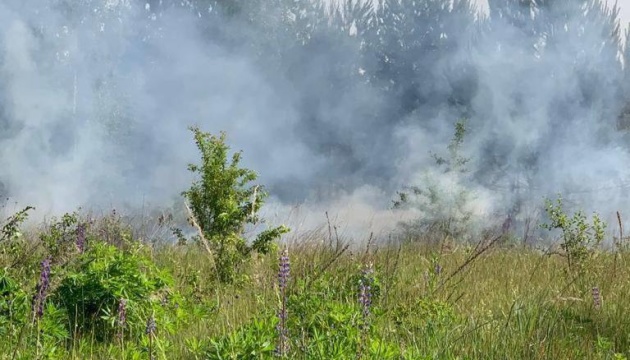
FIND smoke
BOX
[0,1,316,214]
[0,0,630,239]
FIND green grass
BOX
[1,212,630,359]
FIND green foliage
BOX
[391,297,457,336]
[204,317,276,359]
[347,264,382,302]
[283,276,400,359]
[0,206,33,242]
[183,127,289,283]
[202,273,401,359]
[0,206,34,263]
[53,241,173,341]
[3,209,630,358]
[39,212,82,261]
[0,269,29,337]
[0,270,70,359]
[393,119,475,242]
[541,196,606,272]
[596,335,627,359]
[288,280,362,352]
[431,120,470,173]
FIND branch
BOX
[184,201,217,272]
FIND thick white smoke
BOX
[1,0,630,241]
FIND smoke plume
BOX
[0,0,629,239]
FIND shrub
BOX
[0,206,35,265]
[39,212,84,263]
[53,241,173,341]
[183,127,289,283]
[541,195,606,273]
[393,119,475,243]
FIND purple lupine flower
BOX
[358,263,374,321]
[145,315,157,335]
[117,299,127,339]
[76,223,86,253]
[434,263,443,276]
[275,248,290,357]
[592,287,602,310]
[357,262,374,360]
[278,249,290,290]
[146,314,157,360]
[32,257,51,319]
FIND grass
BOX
[1,210,630,359]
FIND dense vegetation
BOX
[2,197,630,359]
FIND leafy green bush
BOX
[39,212,83,262]
[541,196,606,273]
[53,241,173,341]
[183,127,289,283]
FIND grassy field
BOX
[0,207,629,360]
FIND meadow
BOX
[0,127,629,360]
[1,208,629,360]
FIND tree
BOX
[183,127,289,283]
[473,0,624,196]
[363,0,479,120]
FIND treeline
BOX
[145,0,630,198]
[1,0,628,205]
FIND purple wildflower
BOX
[275,248,290,357]
[434,263,443,276]
[278,249,290,290]
[76,223,86,253]
[592,287,602,310]
[117,299,127,339]
[146,314,157,360]
[358,263,374,321]
[145,315,157,335]
[357,262,374,360]
[32,257,51,319]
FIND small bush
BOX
[393,119,476,243]
[541,196,606,273]
[39,212,83,262]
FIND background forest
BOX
[1,0,630,225]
